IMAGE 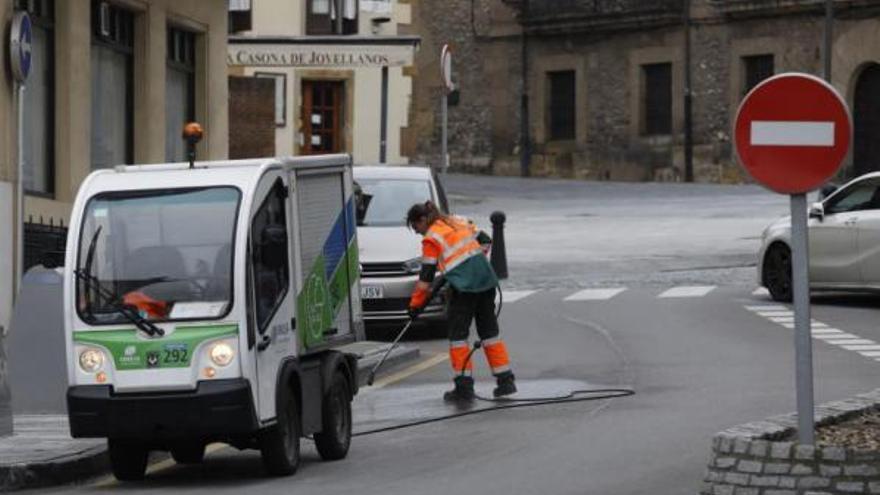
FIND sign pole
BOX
[441,91,448,175]
[14,83,24,300]
[790,193,815,445]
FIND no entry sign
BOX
[734,73,852,194]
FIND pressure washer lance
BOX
[367,276,448,386]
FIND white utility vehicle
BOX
[64,154,363,480]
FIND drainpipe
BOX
[519,0,530,177]
[683,0,694,183]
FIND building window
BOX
[166,27,196,162]
[228,0,252,33]
[307,0,359,35]
[255,72,287,126]
[17,0,55,196]
[547,71,575,141]
[743,54,774,96]
[642,62,672,136]
[91,1,134,169]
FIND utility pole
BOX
[519,0,531,177]
[683,0,694,182]
[335,0,343,34]
[823,0,833,83]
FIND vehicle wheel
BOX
[764,244,793,302]
[259,385,301,476]
[108,439,149,481]
[171,442,205,464]
[314,370,352,461]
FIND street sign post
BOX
[734,73,852,445]
[9,11,31,302]
[440,44,454,175]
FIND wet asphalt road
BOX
[37,175,880,495]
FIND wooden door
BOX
[302,80,344,155]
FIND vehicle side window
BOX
[826,181,880,214]
[250,180,290,333]
[433,173,449,213]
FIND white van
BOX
[64,154,362,480]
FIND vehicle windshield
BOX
[76,187,240,324]
[355,178,433,227]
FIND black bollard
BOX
[490,211,508,279]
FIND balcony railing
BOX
[521,0,685,34]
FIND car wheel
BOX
[764,244,793,302]
[108,439,149,481]
[314,370,352,461]
[259,385,301,476]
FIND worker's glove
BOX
[407,306,423,320]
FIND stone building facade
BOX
[408,0,880,183]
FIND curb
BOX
[700,388,880,495]
[0,443,108,492]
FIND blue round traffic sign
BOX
[10,12,32,83]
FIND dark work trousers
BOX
[447,287,500,343]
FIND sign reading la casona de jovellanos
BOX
[228,42,415,68]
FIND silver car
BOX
[354,165,450,326]
[758,172,880,301]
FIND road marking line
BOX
[369,353,449,390]
[813,333,859,340]
[91,442,227,487]
[843,344,880,351]
[658,286,716,298]
[811,328,843,334]
[498,290,538,303]
[769,317,795,323]
[745,305,789,311]
[752,287,770,296]
[564,288,626,301]
[811,322,830,328]
[756,311,793,317]
[827,339,876,346]
[863,351,880,357]
[751,121,835,147]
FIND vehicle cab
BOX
[65,154,361,480]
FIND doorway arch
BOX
[853,63,880,176]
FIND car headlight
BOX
[79,348,105,373]
[403,257,422,274]
[209,341,235,367]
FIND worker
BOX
[406,201,516,402]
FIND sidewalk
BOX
[0,341,419,491]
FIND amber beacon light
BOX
[183,122,204,169]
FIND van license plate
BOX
[361,285,383,299]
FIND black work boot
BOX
[443,376,475,402]
[493,372,517,398]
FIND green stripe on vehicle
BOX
[298,239,358,349]
[73,324,238,370]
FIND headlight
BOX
[79,348,105,373]
[209,341,235,367]
[403,257,422,274]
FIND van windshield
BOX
[76,187,241,324]
[355,179,433,227]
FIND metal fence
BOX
[23,218,68,271]
[526,0,684,19]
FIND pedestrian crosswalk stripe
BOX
[564,288,626,301]
[813,332,859,340]
[752,287,770,296]
[745,305,789,311]
[827,339,876,346]
[843,344,880,351]
[658,286,716,298]
[499,290,537,303]
[744,304,880,364]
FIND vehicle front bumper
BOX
[67,378,259,440]
[361,274,447,322]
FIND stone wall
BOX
[701,389,880,495]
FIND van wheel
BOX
[108,439,149,481]
[259,386,301,476]
[315,370,352,461]
[171,443,205,464]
